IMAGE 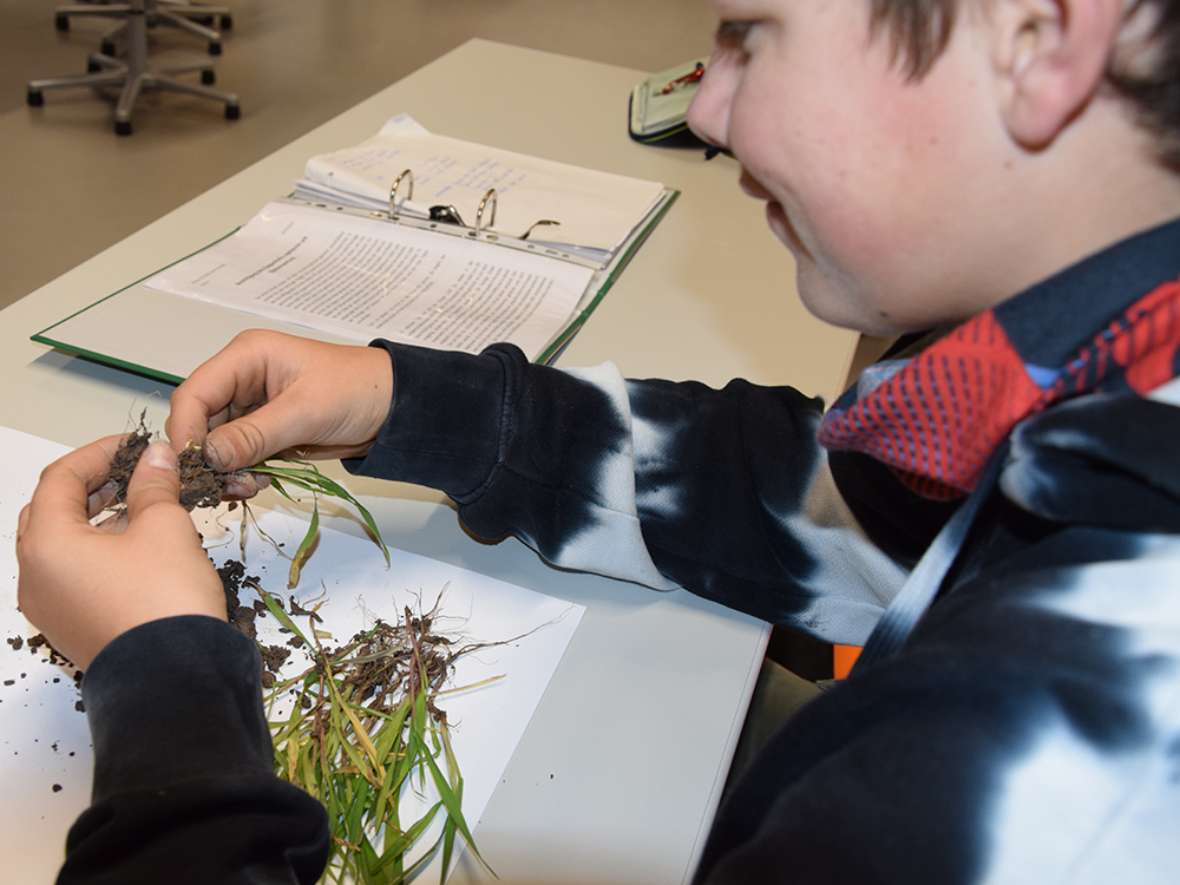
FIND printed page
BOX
[0,425,584,883]
[145,201,595,360]
[300,124,665,254]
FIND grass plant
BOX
[260,590,494,884]
[229,456,492,882]
[248,461,391,588]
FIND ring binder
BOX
[357,166,598,267]
[32,117,681,376]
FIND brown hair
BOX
[869,0,1180,162]
[868,0,959,79]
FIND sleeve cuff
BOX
[343,341,516,501]
[82,615,272,803]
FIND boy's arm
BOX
[60,616,330,884]
[347,342,908,645]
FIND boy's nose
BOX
[686,61,733,152]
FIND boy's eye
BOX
[715,20,756,55]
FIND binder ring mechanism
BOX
[387,167,561,242]
[388,169,414,220]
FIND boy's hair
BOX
[869,0,1180,163]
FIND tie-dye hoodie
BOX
[348,216,1180,883]
[62,219,1180,883]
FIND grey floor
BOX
[2,1,716,312]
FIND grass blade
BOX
[287,497,320,589]
[251,462,391,567]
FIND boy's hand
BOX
[16,437,226,671]
[167,331,393,486]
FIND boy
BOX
[17,0,1180,881]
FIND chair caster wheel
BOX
[115,119,132,136]
[220,14,233,30]
[225,102,240,120]
[55,13,69,32]
[208,41,222,56]
[201,69,216,85]
[27,88,44,107]
[87,59,101,73]
[101,40,116,57]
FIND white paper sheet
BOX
[298,118,666,255]
[0,426,584,883]
[146,200,595,360]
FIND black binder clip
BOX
[429,204,466,226]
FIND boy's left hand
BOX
[15,436,227,670]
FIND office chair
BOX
[54,1,233,56]
[27,0,240,136]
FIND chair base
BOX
[30,0,239,135]
[28,52,240,135]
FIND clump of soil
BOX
[108,418,227,511]
[216,557,298,687]
[217,559,258,641]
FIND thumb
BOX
[204,399,307,471]
[126,442,183,521]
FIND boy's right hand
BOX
[166,330,393,488]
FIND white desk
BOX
[1,40,858,884]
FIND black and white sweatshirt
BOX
[61,218,1180,884]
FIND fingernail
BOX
[204,437,226,470]
[145,442,176,470]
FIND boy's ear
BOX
[990,0,1126,148]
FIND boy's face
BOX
[689,0,1013,336]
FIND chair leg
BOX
[156,10,219,41]
[28,68,127,92]
[55,1,132,32]
[150,74,237,106]
[87,51,123,70]
[114,70,146,126]
[159,2,232,12]
[55,4,135,19]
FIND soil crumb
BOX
[289,596,323,624]
[28,633,73,668]
[260,644,290,675]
